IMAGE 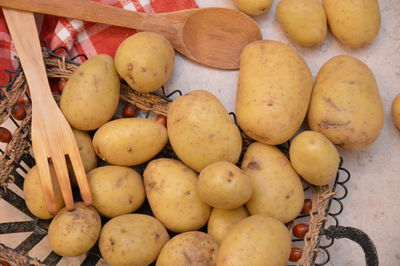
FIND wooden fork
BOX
[3,8,92,214]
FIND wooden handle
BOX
[0,0,151,31]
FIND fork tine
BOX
[51,152,75,211]
[34,152,58,215]
[68,149,92,206]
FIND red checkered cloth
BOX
[0,0,198,86]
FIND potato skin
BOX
[144,159,211,233]
[197,162,252,209]
[156,231,218,266]
[307,55,384,150]
[236,40,313,145]
[242,142,304,223]
[115,32,175,93]
[23,165,64,220]
[168,90,242,172]
[48,203,101,257]
[323,0,380,47]
[60,54,120,130]
[87,166,145,218]
[392,94,400,130]
[277,0,327,46]
[290,131,340,186]
[233,0,274,16]
[93,118,168,166]
[207,207,249,243]
[216,215,291,266]
[99,214,169,266]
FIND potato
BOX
[144,158,211,233]
[217,215,291,266]
[115,32,175,93]
[242,142,304,223]
[323,0,380,47]
[93,118,168,166]
[207,207,249,243]
[233,0,274,16]
[156,231,218,266]
[168,90,242,172]
[197,162,252,209]
[277,0,327,46]
[236,40,313,145]
[48,202,101,257]
[23,165,64,220]
[392,94,400,130]
[99,214,169,266]
[308,55,384,150]
[289,131,340,186]
[60,54,120,130]
[68,129,98,185]
[87,166,145,218]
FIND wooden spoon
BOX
[3,8,92,214]
[0,0,262,69]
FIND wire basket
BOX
[0,47,378,266]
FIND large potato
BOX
[115,32,175,93]
[217,215,291,266]
[392,94,400,130]
[48,203,101,257]
[99,214,169,266]
[290,131,340,186]
[207,207,249,243]
[88,166,145,218]
[277,0,327,46]
[323,0,380,47]
[93,118,168,166]
[60,54,120,130]
[236,40,313,145]
[156,231,218,266]
[233,0,274,16]
[23,165,64,220]
[168,90,242,172]
[242,142,304,223]
[144,158,211,233]
[308,55,384,150]
[197,161,252,209]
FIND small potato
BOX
[217,215,291,266]
[115,32,175,93]
[88,166,145,218]
[277,0,327,46]
[197,162,252,209]
[144,158,211,233]
[242,142,304,223]
[290,131,340,186]
[99,214,169,266]
[60,54,120,130]
[168,90,242,172]
[48,203,101,257]
[323,0,380,47]
[71,129,97,172]
[233,0,274,16]
[93,118,168,166]
[236,40,313,145]
[156,231,218,266]
[23,165,64,220]
[392,94,400,130]
[308,55,384,150]
[207,207,249,243]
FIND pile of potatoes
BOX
[234,0,381,48]
[21,3,389,264]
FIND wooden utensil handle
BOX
[0,0,154,32]
[2,8,53,104]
